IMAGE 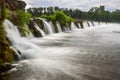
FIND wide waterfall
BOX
[3,19,104,59]
[4,20,44,59]
[2,19,114,80]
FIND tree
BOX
[100,6,105,12]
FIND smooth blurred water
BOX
[34,23,46,37]
[3,20,120,80]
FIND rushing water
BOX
[43,20,53,34]
[34,23,46,37]
[56,21,62,32]
[2,20,120,80]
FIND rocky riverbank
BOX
[0,0,26,74]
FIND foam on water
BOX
[3,19,116,80]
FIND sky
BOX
[22,0,120,11]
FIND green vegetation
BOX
[83,6,120,22]
[0,0,14,64]
[28,6,120,22]
[40,11,73,26]
[4,8,9,19]
[16,10,32,36]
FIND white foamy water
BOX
[49,21,55,33]
[71,22,78,30]
[43,20,53,34]
[4,19,120,80]
[56,21,62,32]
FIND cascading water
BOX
[71,22,78,30]
[63,23,70,32]
[90,21,95,26]
[94,22,100,26]
[25,24,34,38]
[43,20,53,34]
[3,19,118,80]
[56,21,62,32]
[34,23,46,37]
[87,22,90,27]
[83,21,90,28]
[5,20,21,38]
[78,23,82,29]
[49,21,55,33]
[3,19,44,59]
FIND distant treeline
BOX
[27,6,120,22]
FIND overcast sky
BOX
[22,0,120,11]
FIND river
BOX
[2,23,120,80]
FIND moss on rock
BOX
[0,0,14,64]
[0,23,14,64]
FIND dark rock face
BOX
[0,0,26,74]
[29,20,42,37]
[73,20,83,29]
[34,19,44,30]
[78,20,83,28]
[0,63,12,73]
[0,0,15,64]
[4,0,26,11]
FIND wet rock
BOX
[28,20,42,37]
[0,63,12,73]
[52,21,58,33]
[34,19,44,30]
[74,20,83,29]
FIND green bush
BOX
[16,10,32,36]
[40,14,49,19]
[5,8,9,19]
[40,11,73,26]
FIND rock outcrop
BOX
[4,0,27,25]
[35,19,44,30]
[0,0,26,73]
[29,20,42,37]
[4,0,26,11]
[0,0,15,64]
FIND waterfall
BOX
[49,21,55,33]
[25,24,34,38]
[65,23,70,32]
[34,23,46,37]
[94,22,100,26]
[3,19,44,59]
[83,21,89,28]
[43,20,53,34]
[56,21,62,32]
[11,47,21,60]
[78,23,81,29]
[90,21,95,26]
[87,22,90,27]
[5,20,21,37]
[3,19,104,60]
[71,22,78,30]
[64,27,70,32]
